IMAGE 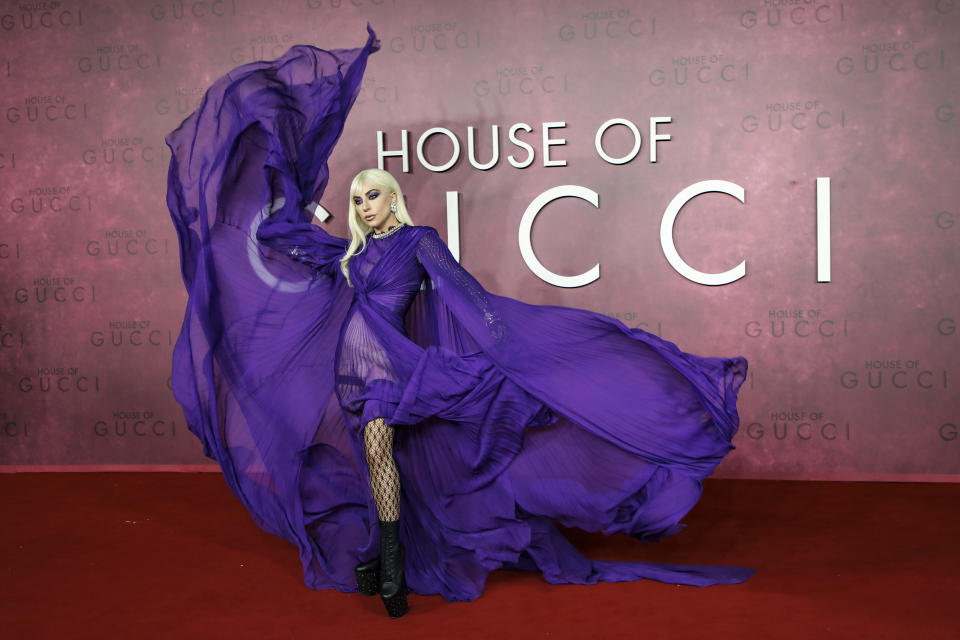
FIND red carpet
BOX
[1,474,957,639]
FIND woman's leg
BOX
[362,417,408,617]
[363,417,401,521]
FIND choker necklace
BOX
[371,222,406,239]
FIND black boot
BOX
[354,557,380,596]
[378,520,408,618]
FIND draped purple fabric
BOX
[165,27,754,603]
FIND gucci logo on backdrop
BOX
[745,309,849,338]
[558,9,654,43]
[77,45,161,73]
[5,96,88,124]
[558,22,653,42]
[474,66,569,99]
[387,23,482,54]
[839,360,949,390]
[936,104,955,123]
[13,277,96,304]
[17,368,101,393]
[740,3,845,29]
[149,0,239,21]
[81,137,168,167]
[836,44,946,75]
[742,100,845,133]
[940,423,958,441]
[746,410,852,442]
[89,320,174,348]
[0,6,86,31]
[649,55,749,88]
[6,186,92,215]
[0,151,15,169]
[86,230,170,257]
[94,411,178,437]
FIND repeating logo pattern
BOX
[0,0,957,478]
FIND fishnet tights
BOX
[363,417,400,521]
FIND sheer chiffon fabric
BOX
[165,27,754,602]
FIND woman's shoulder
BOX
[406,224,440,241]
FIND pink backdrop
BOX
[1,0,958,480]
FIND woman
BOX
[165,27,753,619]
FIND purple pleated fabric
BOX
[165,27,754,603]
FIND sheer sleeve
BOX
[256,220,348,278]
[162,27,377,592]
[415,227,505,343]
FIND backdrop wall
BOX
[1,0,958,480]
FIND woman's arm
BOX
[415,227,505,343]
[257,220,348,278]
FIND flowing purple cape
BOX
[165,27,754,602]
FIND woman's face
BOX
[353,183,397,233]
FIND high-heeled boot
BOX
[354,557,380,596]
[378,519,408,618]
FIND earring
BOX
[390,202,397,213]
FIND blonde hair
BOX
[340,168,414,285]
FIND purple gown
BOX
[165,27,754,602]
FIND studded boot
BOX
[378,520,408,618]
[354,557,380,596]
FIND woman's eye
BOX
[369,192,378,200]
[353,198,361,205]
